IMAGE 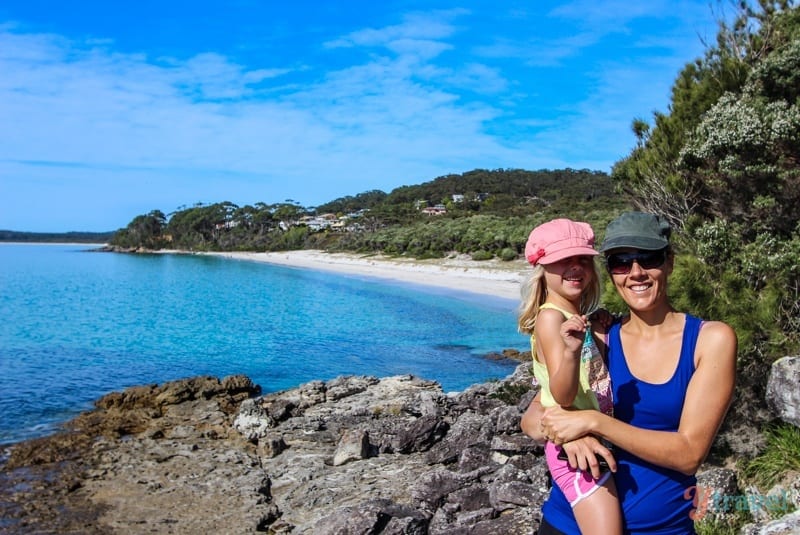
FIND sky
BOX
[0,1,729,232]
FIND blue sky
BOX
[0,1,727,232]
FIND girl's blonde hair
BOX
[517,260,601,334]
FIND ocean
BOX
[0,243,528,445]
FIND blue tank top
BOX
[541,314,703,534]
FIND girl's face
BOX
[542,255,595,303]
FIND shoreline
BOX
[198,250,530,302]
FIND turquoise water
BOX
[0,243,527,444]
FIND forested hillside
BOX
[110,167,625,258]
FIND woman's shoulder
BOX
[696,319,738,365]
[697,318,737,342]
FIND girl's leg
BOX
[545,442,622,534]
[572,476,622,535]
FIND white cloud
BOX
[325,10,463,49]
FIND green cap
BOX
[599,212,671,253]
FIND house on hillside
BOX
[421,204,447,215]
[214,220,240,230]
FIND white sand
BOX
[202,250,530,301]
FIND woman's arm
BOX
[520,392,616,479]
[543,321,737,475]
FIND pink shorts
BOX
[545,441,611,507]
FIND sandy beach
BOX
[202,250,530,301]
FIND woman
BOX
[520,212,737,535]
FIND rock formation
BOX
[1,359,799,534]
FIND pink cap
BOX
[525,219,599,265]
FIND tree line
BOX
[110,168,622,256]
[0,230,116,243]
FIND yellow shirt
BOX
[530,303,600,411]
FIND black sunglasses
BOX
[605,249,667,274]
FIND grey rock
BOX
[746,485,775,523]
[333,428,371,466]
[326,375,380,401]
[387,415,450,454]
[742,510,800,534]
[457,445,495,472]
[494,405,523,435]
[489,480,541,509]
[766,356,800,428]
[316,498,429,535]
[426,412,495,466]
[258,435,288,458]
[233,397,273,440]
[694,467,739,518]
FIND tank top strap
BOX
[539,302,573,319]
[607,321,629,381]
[677,314,702,377]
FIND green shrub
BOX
[695,510,751,535]
[471,250,493,261]
[499,248,518,261]
[741,423,800,491]
[489,382,530,405]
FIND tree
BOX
[111,210,167,249]
[611,0,800,360]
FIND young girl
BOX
[518,218,620,535]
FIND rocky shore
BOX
[2,355,799,534]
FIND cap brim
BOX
[599,237,668,253]
[538,247,599,265]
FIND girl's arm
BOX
[542,321,737,475]
[535,309,585,406]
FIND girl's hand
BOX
[541,404,594,444]
[559,314,588,355]
[560,437,617,479]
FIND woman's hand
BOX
[560,437,617,480]
[589,308,616,332]
[541,404,595,445]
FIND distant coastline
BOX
[0,229,115,244]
